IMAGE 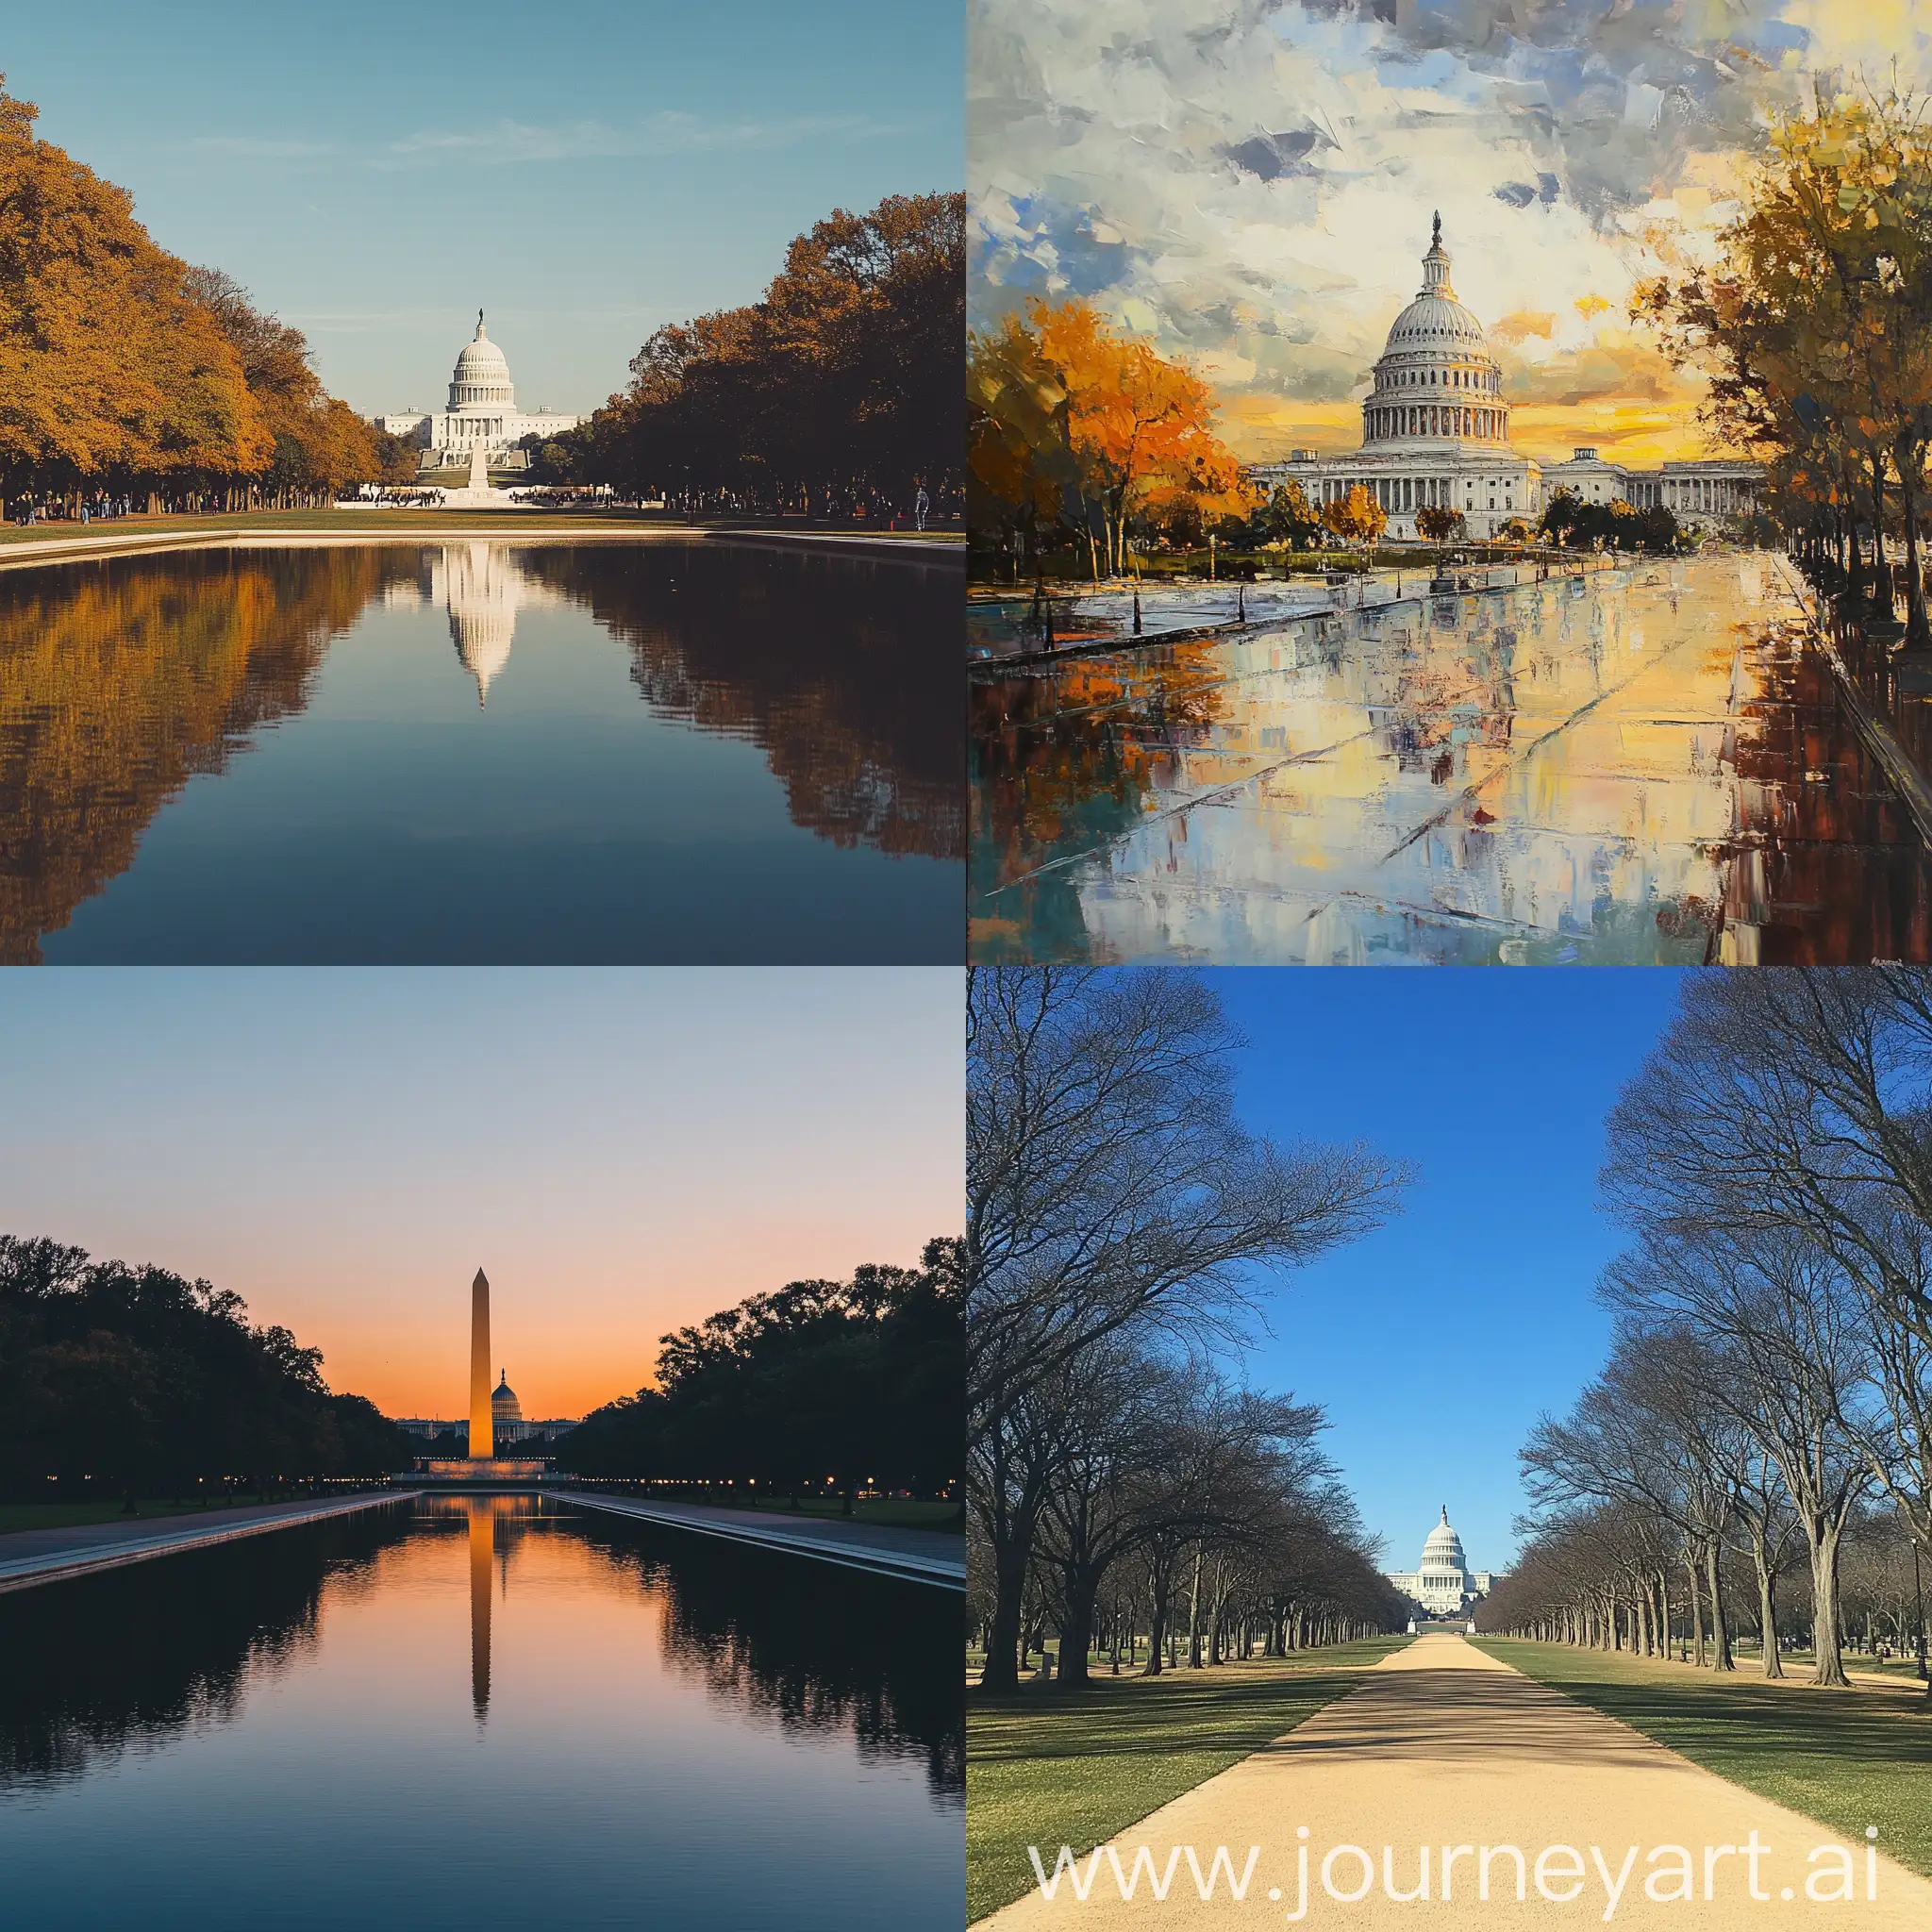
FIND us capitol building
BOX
[1385,1507,1495,1618]
[1250,216,1760,541]
[375,313,582,473]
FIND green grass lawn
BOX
[1473,1639,1932,1877]
[967,1637,1411,1923]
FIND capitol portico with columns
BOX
[1249,215,1761,541]
[375,313,582,473]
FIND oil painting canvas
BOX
[968,1,1932,964]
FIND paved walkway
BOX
[984,1632,1932,1927]
[0,1491,422,1594]
[554,1491,964,1591]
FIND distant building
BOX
[375,312,581,472]
[396,1380,578,1448]
[1248,215,1761,540]
[1385,1507,1494,1617]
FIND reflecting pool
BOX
[970,553,1932,964]
[0,540,961,962]
[0,1496,963,1929]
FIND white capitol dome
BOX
[1251,210,1763,540]
[1419,1507,1467,1572]
[1381,216,1492,355]
[448,313,516,409]
[1362,213,1509,451]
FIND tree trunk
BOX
[1058,1571,1099,1690]
[1808,1518,1850,1688]
[1705,1539,1734,1672]
[979,1515,1035,1693]
[1897,437,1930,652]
[1753,1549,1783,1678]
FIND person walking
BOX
[914,483,929,533]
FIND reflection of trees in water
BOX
[519,544,963,861]
[0,1510,408,1790]
[970,642,1226,958]
[576,1518,964,1804]
[0,549,417,961]
[1725,618,1932,962]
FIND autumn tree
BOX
[1416,502,1465,543]
[0,76,395,513]
[564,192,963,520]
[1636,81,1932,647]
[1320,483,1387,550]
[967,308,1079,567]
[1025,301,1247,575]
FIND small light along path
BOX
[0,1490,424,1595]
[981,1631,1932,1928]
[553,1491,966,1591]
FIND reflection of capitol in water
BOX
[384,544,569,706]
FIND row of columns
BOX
[1322,475,1461,512]
[1368,406,1503,441]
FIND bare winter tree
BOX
[1602,968,1932,1695]
[967,967,1408,1421]
[1600,1228,1874,1685]
[966,966,1408,1692]
[1523,1327,1747,1669]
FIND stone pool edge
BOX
[0,1491,425,1594]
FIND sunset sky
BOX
[970,0,1932,468]
[0,970,961,1422]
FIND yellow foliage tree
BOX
[1024,299,1249,575]
[1321,484,1387,550]
[1636,81,1932,645]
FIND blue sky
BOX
[1210,969,1689,1577]
[2,0,960,415]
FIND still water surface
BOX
[0,541,961,962]
[0,1496,962,1929]
[971,553,1932,963]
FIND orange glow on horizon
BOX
[1217,385,1734,473]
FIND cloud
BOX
[383,110,911,166]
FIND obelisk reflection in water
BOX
[470,1503,491,1722]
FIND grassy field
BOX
[1473,1639,1932,1877]
[967,1637,1410,1923]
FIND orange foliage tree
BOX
[0,76,402,515]
[1321,483,1388,550]
[561,192,963,519]
[970,298,1254,575]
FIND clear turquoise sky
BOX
[0,969,963,1422]
[1211,969,1690,1580]
[1,0,961,415]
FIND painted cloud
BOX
[968,0,1932,463]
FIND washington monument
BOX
[469,1268,492,1459]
